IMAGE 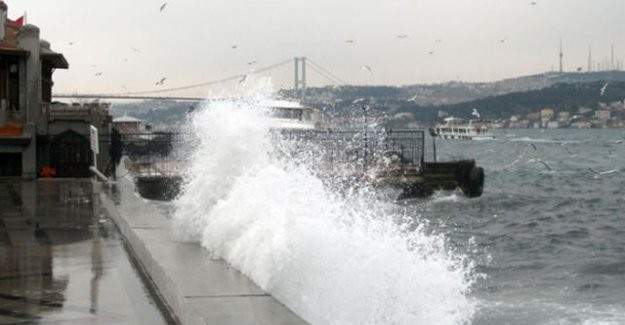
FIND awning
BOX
[41,52,69,69]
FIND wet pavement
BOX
[0,179,171,324]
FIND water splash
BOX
[173,91,477,324]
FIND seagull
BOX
[94,72,103,77]
[397,34,408,39]
[472,108,481,119]
[361,65,372,74]
[600,82,609,96]
[160,3,167,12]
[352,97,365,104]
[156,77,167,86]
[538,160,552,171]
[588,167,618,177]
[561,145,575,155]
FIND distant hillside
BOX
[110,100,197,130]
[106,72,625,129]
[291,71,625,107]
[396,81,625,122]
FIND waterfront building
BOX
[540,108,555,127]
[595,110,611,122]
[546,121,560,129]
[0,1,111,178]
[558,111,570,122]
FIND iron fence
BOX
[100,129,426,177]
[275,129,425,174]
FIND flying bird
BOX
[247,61,257,65]
[231,45,238,49]
[600,82,609,96]
[239,75,248,84]
[472,109,481,119]
[160,3,167,12]
[361,65,372,74]
[397,34,408,39]
[435,39,442,43]
[345,40,355,44]
[588,167,618,177]
[94,72,103,77]
[429,51,435,55]
[156,77,167,86]
[131,47,142,53]
[538,160,552,171]
[576,67,583,72]
[499,39,506,44]
[68,42,74,46]
[531,1,537,5]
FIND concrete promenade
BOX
[96,174,307,325]
[0,179,170,324]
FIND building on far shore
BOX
[540,108,555,127]
[0,1,112,178]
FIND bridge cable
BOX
[305,59,348,86]
[113,59,293,96]
[306,63,345,87]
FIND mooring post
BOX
[362,104,368,174]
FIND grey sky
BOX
[8,0,625,96]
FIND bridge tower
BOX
[293,57,307,99]
[588,45,592,72]
[559,39,564,73]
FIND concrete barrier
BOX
[95,176,307,325]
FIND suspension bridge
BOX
[52,57,347,102]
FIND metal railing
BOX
[101,129,426,177]
[276,129,425,174]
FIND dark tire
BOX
[463,166,485,198]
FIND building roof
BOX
[41,49,69,69]
[0,9,68,68]
[113,115,142,123]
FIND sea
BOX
[169,93,625,324]
[431,129,625,324]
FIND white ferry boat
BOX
[262,99,322,130]
[433,117,494,140]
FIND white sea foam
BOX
[172,89,477,324]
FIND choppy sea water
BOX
[167,93,625,325]
[425,129,625,324]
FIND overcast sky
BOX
[7,0,625,96]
